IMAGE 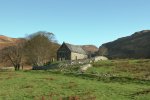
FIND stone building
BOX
[57,42,88,61]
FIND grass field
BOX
[0,59,150,100]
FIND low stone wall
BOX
[32,63,59,70]
[32,66,48,70]
[32,57,108,70]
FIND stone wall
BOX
[71,52,88,60]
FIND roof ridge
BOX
[64,42,87,54]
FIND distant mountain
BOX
[82,45,98,53]
[0,35,23,50]
[81,45,98,57]
[98,30,150,58]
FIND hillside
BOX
[98,30,150,58]
[0,35,23,50]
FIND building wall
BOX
[71,52,88,60]
[57,44,71,60]
[57,43,88,61]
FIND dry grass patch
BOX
[41,77,55,81]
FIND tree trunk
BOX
[14,64,20,71]
[14,66,17,71]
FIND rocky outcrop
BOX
[80,64,92,72]
[93,56,108,62]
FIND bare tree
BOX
[0,43,25,70]
[24,31,59,66]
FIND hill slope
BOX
[98,30,150,58]
[0,35,23,50]
[82,45,98,54]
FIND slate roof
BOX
[64,43,87,55]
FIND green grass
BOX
[87,59,150,80]
[0,59,150,100]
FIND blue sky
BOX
[0,0,150,47]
